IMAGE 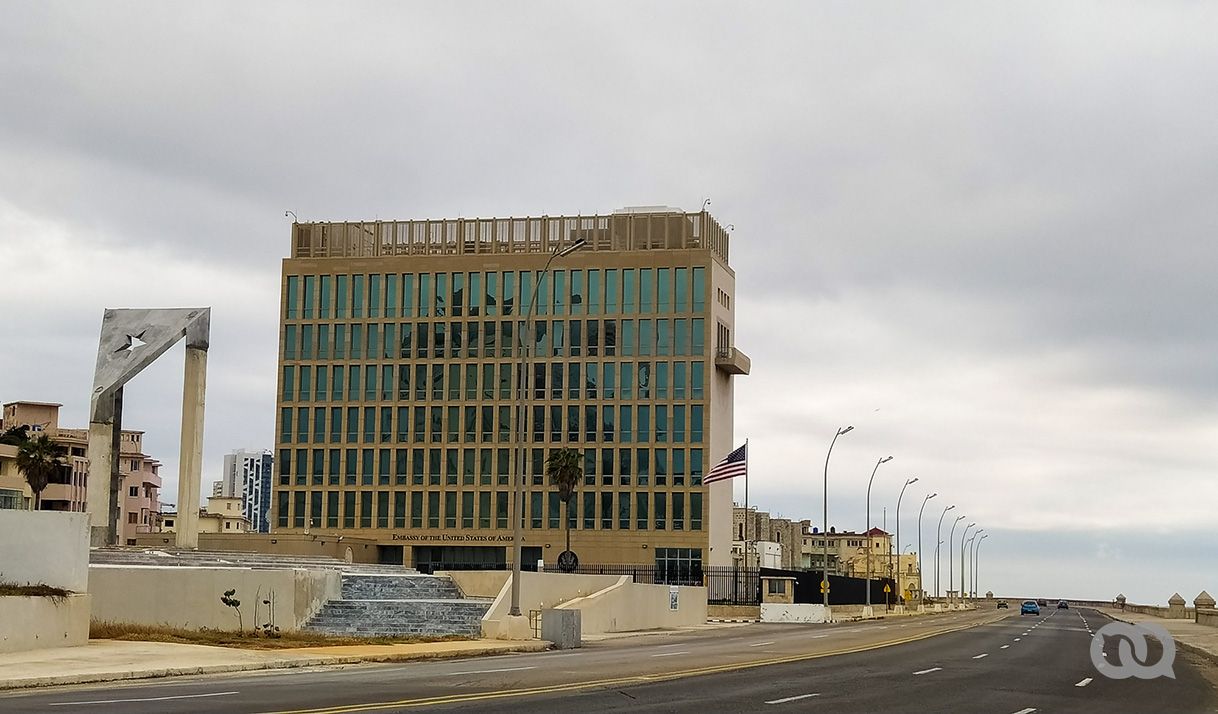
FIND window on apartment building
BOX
[127,513,137,524]
[128,486,139,497]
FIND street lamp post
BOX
[917,492,937,604]
[974,534,989,597]
[958,522,976,601]
[934,504,955,598]
[948,515,966,601]
[864,456,893,608]
[963,530,981,600]
[822,425,854,608]
[893,477,918,606]
[509,238,586,618]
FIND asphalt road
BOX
[1,607,1214,713]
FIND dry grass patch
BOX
[89,621,470,649]
[0,582,72,599]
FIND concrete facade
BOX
[0,595,91,653]
[760,603,829,624]
[89,565,340,632]
[85,308,210,548]
[216,449,274,533]
[0,510,89,592]
[273,209,747,571]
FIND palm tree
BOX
[546,447,583,566]
[0,424,29,446]
[17,433,67,510]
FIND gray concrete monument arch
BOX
[86,308,210,548]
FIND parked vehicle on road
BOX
[1057,600,1069,609]
[1021,600,1040,615]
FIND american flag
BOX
[704,443,748,484]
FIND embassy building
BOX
[272,207,749,573]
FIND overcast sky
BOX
[2,1,1215,603]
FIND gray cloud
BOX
[2,0,1216,600]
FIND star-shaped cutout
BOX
[117,330,147,354]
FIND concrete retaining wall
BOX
[89,565,340,632]
[761,603,828,624]
[0,511,89,592]
[1196,608,1218,627]
[557,577,707,634]
[0,594,90,653]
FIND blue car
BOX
[1021,600,1040,615]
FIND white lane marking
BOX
[1000,644,1010,649]
[766,693,820,705]
[447,666,536,676]
[973,653,989,659]
[812,634,829,639]
[50,691,239,706]
[1014,638,1022,641]
[651,651,690,657]
[1076,677,1093,687]
[1012,709,1038,714]
[749,641,776,647]
[913,667,943,675]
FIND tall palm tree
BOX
[546,447,583,566]
[16,433,67,510]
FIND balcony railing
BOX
[290,210,731,264]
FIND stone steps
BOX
[304,573,490,638]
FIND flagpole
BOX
[743,438,749,570]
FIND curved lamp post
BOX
[917,492,937,603]
[509,237,586,617]
[964,530,982,600]
[974,534,989,597]
[934,504,955,598]
[822,425,854,607]
[948,515,967,600]
[892,477,918,605]
[958,522,976,600]
[864,456,893,608]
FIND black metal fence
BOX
[550,563,760,605]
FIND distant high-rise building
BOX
[221,449,274,533]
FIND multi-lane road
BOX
[1,607,1214,713]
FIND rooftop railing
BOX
[290,210,731,264]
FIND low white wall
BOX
[558,578,707,634]
[0,511,89,592]
[89,566,340,632]
[478,571,624,638]
[441,570,510,599]
[761,603,829,624]
[0,594,90,652]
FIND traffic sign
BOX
[883,584,892,593]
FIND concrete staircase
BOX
[90,548,416,575]
[305,573,492,637]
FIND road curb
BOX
[1099,610,1218,668]
[0,641,551,692]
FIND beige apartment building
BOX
[731,505,922,595]
[1,401,163,543]
[272,207,749,572]
[162,496,250,534]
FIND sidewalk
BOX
[1098,608,1218,664]
[0,638,549,691]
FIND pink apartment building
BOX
[0,401,163,543]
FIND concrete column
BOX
[85,420,115,547]
[175,346,207,549]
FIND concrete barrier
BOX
[0,594,90,653]
[1196,609,1218,627]
[760,603,828,624]
[0,511,89,592]
[89,565,340,632]
[558,577,707,634]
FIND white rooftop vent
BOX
[612,205,685,215]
